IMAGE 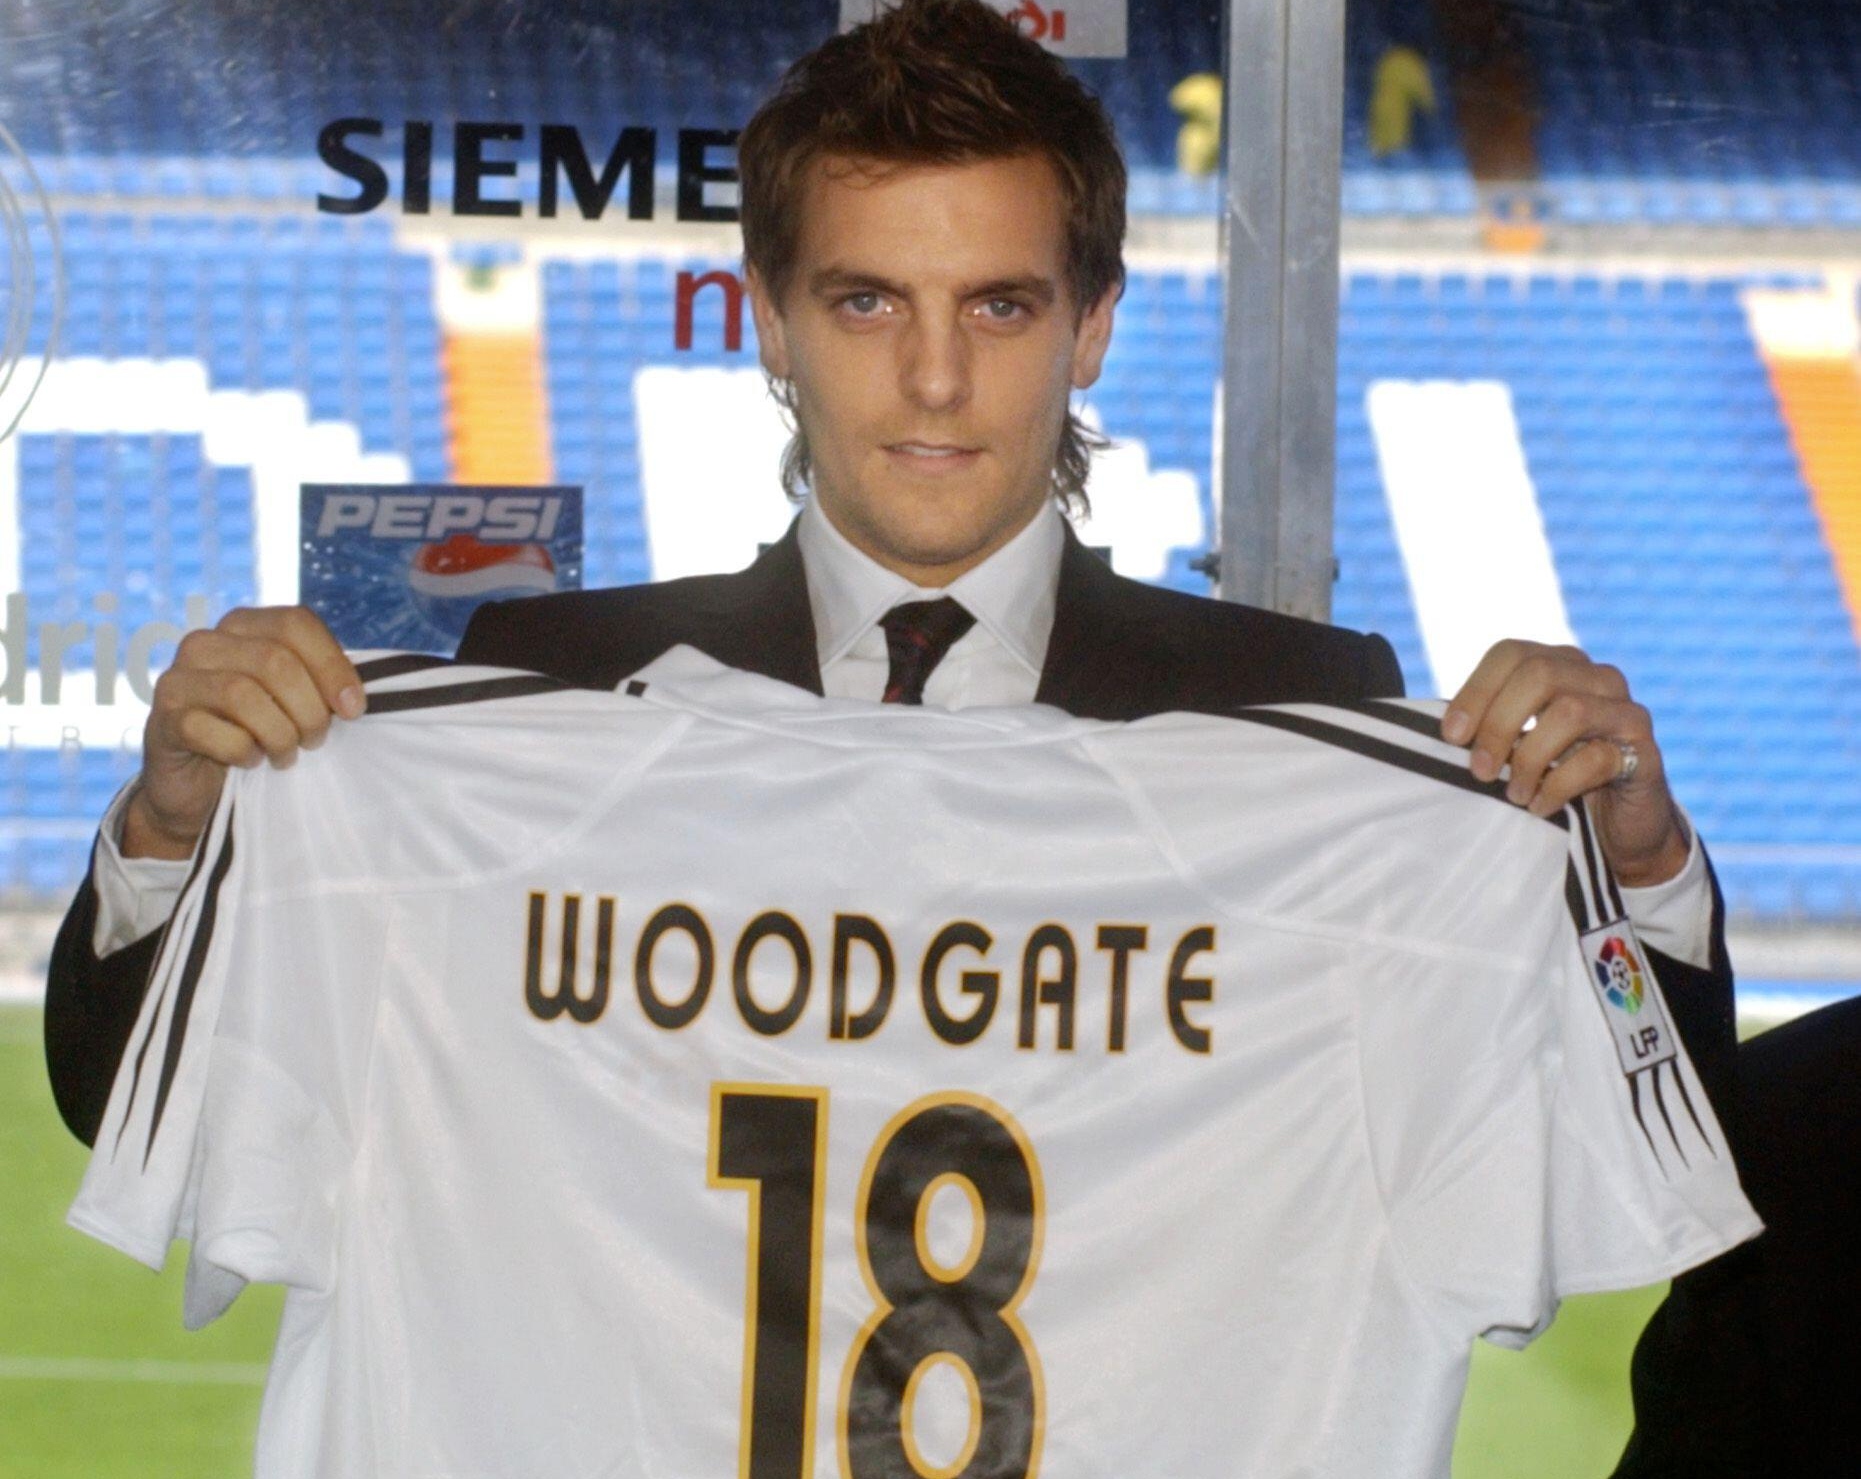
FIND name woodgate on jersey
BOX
[523,891,1220,1055]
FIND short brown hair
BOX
[738,0,1127,510]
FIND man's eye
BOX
[981,298,1027,321]
[842,291,883,315]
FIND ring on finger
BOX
[1610,739,1639,786]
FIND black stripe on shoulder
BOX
[354,654,452,684]
[1224,708,1566,824]
[112,821,218,1159]
[625,679,648,697]
[145,806,238,1168]
[365,674,568,714]
[1565,858,1595,935]
[1593,803,1622,919]
[1347,699,1447,742]
[1572,801,1619,920]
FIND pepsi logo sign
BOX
[313,492,566,542]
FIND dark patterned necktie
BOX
[879,598,977,705]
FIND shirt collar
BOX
[796,497,1064,678]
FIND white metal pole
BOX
[1216,0,1346,620]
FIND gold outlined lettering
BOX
[831,914,897,1041]
[1166,925,1217,1054]
[523,891,612,1024]
[1094,924,1147,1053]
[919,923,999,1046]
[732,911,812,1036]
[1017,924,1077,1052]
[635,902,715,1029]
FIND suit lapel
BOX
[1035,525,1154,719]
[691,522,825,695]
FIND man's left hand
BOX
[1442,640,1691,889]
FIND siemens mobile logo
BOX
[316,120,741,222]
[313,492,567,542]
[837,0,1125,56]
[1009,1,1070,40]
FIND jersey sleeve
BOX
[66,664,662,1330]
[1386,800,1762,1348]
[177,880,393,1328]
[65,782,245,1280]
[66,755,391,1329]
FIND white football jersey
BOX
[70,650,1758,1479]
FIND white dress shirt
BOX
[799,495,1062,707]
[91,497,1713,967]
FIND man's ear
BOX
[1069,285,1117,392]
[745,266,791,381]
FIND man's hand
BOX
[1442,640,1690,889]
[122,607,363,861]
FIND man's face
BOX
[748,153,1115,586]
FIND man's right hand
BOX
[121,607,364,860]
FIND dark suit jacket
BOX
[44,523,1736,1147]
[1613,995,1861,1479]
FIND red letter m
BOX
[674,269,745,352]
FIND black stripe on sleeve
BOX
[1350,699,1450,741]
[353,654,453,684]
[1223,708,1567,823]
[1647,1064,1689,1171]
[112,820,219,1159]
[364,674,568,714]
[144,809,238,1168]
[1669,1062,1715,1158]
[1627,1073,1663,1169]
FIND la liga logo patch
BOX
[1592,934,1645,1015]
[1580,921,1677,1074]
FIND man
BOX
[44,0,1731,1146]
[1613,996,1861,1477]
